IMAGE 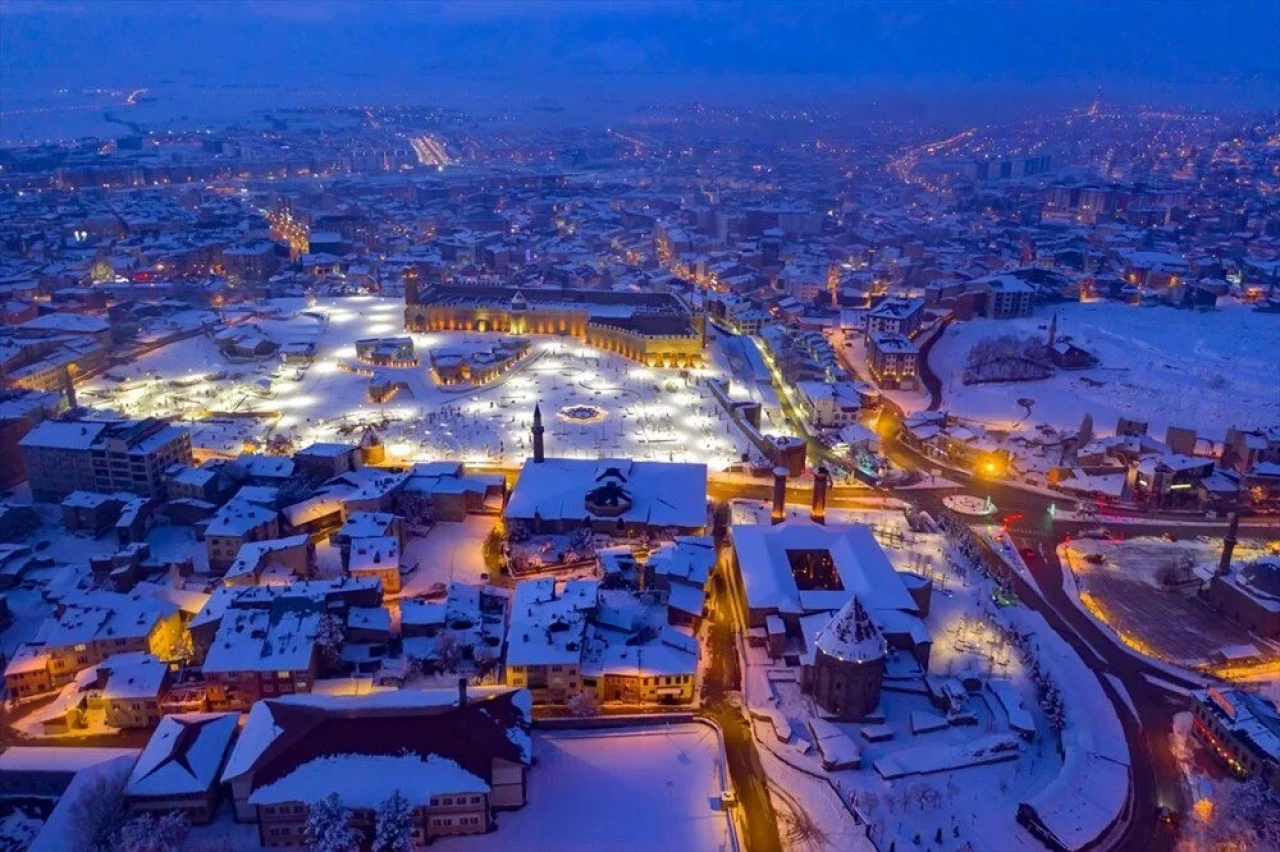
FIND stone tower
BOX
[808,596,886,721]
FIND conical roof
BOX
[814,596,885,663]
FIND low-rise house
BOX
[347,536,403,596]
[97,652,171,729]
[794,380,863,428]
[201,603,321,711]
[188,579,381,664]
[401,584,507,676]
[504,578,595,703]
[205,500,281,573]
[165,465,232,504]
[3,590,183,697]
[125,712,240,823]
[402,462,506,521]
[223,535,316,587]
[334,512,406,567]
[294,442,361,479]
[61,490,131,538]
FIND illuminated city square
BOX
[76,297,757,470]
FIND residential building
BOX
[865,297,925,339]
[205,500,281,573]
[125,712,240,823]
[20,418,192,502]
[220,687,532,847]
[866,333,919,390]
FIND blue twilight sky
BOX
[2,0,1278,112]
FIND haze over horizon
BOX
[3,0,1278,125]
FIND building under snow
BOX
[729,518,932,717]
[505,457,708,536]
[220,686,533,848]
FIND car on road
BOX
[1078,526,1113,540]
[1084,553,1108,566]
[1019,548,1038,563]
[720,789,738,808]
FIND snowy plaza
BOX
[76,297,758,471]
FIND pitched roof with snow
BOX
[222,688,532,804]
[125,712,239,798]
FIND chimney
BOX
[458,676,468,706]
[532,404,545,464]
[1218,510,1241,576]
[771,466,788,524]
[811,466,830,524]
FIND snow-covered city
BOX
[0,3,1278,851]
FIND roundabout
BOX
[943,494,997,517]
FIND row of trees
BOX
[305,790,416,852]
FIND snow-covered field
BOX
[446,725,733,852]
[79,297,755,470]
[930,301,1280,440]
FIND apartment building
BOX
[20,418,192,502]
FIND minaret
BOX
[1047,312,1058,348]
[532,404,545,464]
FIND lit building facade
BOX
[406,284,704,368]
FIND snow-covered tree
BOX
[373,790,414,852]
[67,769,130,852]
[305,793,360,852]
[316,613,346,669]
[434,633,464,672]
[567,690,601,717]
[116,811,190,852]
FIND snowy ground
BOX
[400,516,498,598]
[1061,536,1279,668]
[930,301,1280,441]
[78,296,758,471]
[180,724,733,852]
[443,725,733,852]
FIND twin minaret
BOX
[532,404,545,464]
